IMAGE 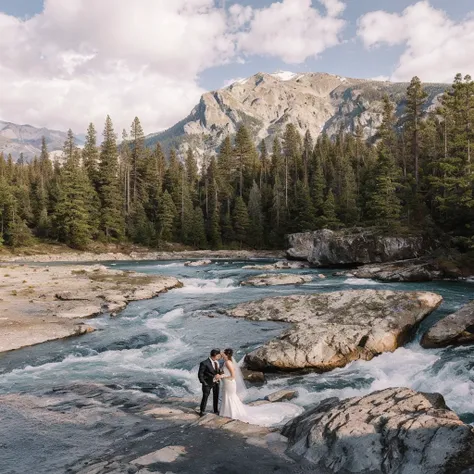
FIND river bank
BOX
[0,243,284,263]
[0,263,181,353]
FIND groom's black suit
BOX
[198,358,222,415]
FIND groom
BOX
[198,349,223,417]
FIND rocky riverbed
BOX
[0,264,181,352]
[1,258,473,474]
[0,383,303,474]
[2,382,472,474]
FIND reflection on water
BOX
[0,259,473,423]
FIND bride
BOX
[218,348,303,427]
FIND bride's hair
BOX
[224,348,233,359]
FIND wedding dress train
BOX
[219,362,303,427]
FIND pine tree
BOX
[82,123,100,186]
[208,203,222,249]
[406,76,428,188]
[54,146,92,249]
[185,148,199,205]
[302,130,313,187]
[190,207,207,248]
[339,163,359,225]
[367,150,401,227]
[292,180,315,232]
[130,117,145,205]
[310,151,326,220]
[322,189,340,229]
[157,190,177,242]
[247,181,264,248]
[259,140,269,188]
[98,116,125,240]
[232,196,250,248]
[234,125,258,198]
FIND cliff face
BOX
[145,71,447,159]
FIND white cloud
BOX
[237,0,346,63]
[0,0,232,135]
[0,0,347,135]
[319,0,346,17]
[357,1,474,83]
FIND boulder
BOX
[286,232,319,260]
[184,260,212,267]
[421,300,474,348]
[288,228,426,267]
[349,259,444,282]
[241,274,312,287]
[228,290,442,372]
[282,387,474,474]
[265,390,298,403]
[241,368,265,383]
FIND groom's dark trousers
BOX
[198,358,220,414]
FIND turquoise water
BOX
[0,259,473,423]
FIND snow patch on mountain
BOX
[270,70,298,81]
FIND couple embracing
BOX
[198,348,303,427]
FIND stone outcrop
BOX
[338,256,474,282]
[421,300,474,348]
[340,259,444,282]
[241,273,312,287]
[286,232,318,260]
[295,229,427,267]
[228,290,442,372]
[282,387,474,474]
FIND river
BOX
[1,258,473,428]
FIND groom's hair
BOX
[210,349,220,358]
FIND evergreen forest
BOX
[1,74,474,251]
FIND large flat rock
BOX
[228,290,442,371]
[241,273,312,287]
[421,300,474,348]
[282,387,474,474]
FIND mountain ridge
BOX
[145,71,448,158]
[0,120,84,161]
[1,71,449,161]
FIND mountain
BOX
[145,71,447,158]
[0,121,82,161]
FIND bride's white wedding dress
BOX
[219,360,303,427]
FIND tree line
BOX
[0,74,473,251]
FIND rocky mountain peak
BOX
[145,71,447,161]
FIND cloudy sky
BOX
[1,0,473,136]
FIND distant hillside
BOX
[144,71,447,160]
[0,121,84,161]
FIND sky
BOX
[1,0,473,136]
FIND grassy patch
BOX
[88,273,156,286]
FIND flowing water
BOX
[1,259,474,425]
